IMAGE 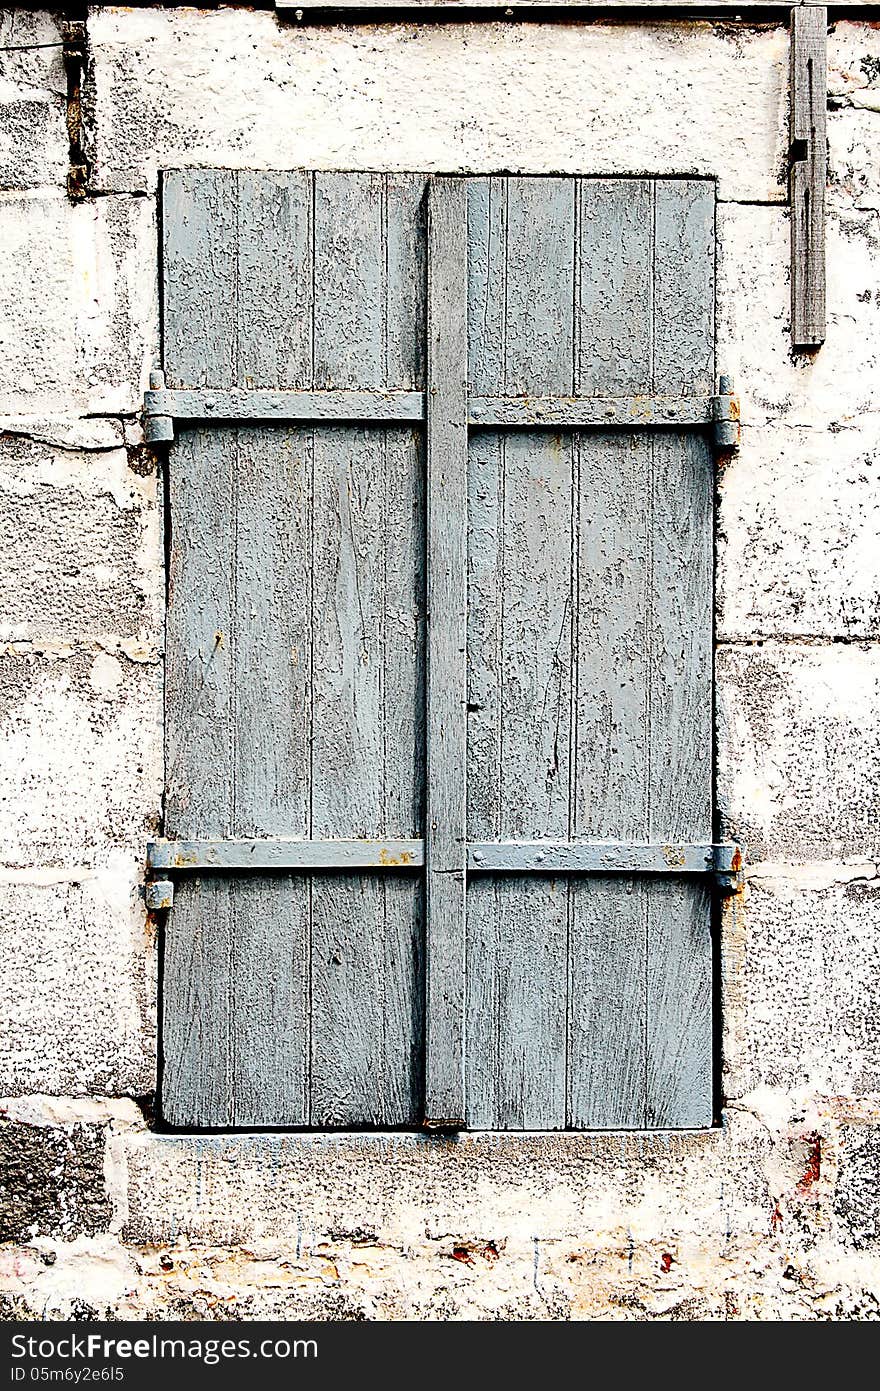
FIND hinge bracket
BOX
[712,374,741,456]
[143,369,174,443]
[145,879,174,910]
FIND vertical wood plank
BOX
[646,181,714,1128]
[225,170,317,1126]
[568,180,656,1129]
[464,178,505,1127]
[237,171,313,388]
[576,179,652,396]
[790,4,827,348]
[646,431,714,1128]
[496,178,574,1129]
[653,180,715,395]
[503,177,575,395]
[310,174,424,1126]
[230,422,312,1126]
[161,425,236,1126]
[161,174,239,1125]
[425,176,468,1129]
[568,433,651,1129]
[313,172,384,390]
[464,429,504,1129]
[161,170,237,390]
[465,179,575,1129]
[495,427,571,1129]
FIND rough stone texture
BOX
[0,868,156,1096]
[0,191,157,419]
[1,7,879,1321]
[0,1116,111,1242]
[736,872,880,1098]
[0,10,67,191]
[0,649,162,869]
[716,203,880,431]
[717,644,880,863]
[0,434,161,647]
[718,423,880,640]
[87,8,787,202]
[835,1125,880,1251]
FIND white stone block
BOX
[88,8,786,202]
[718,421,880,639]
[717,644,880,862]
[717,203,880,429]
[0,649,163,869]
[0,9,67,190]
[0,434,162,647]
[0,862,155,1096]
[732,872,880,1099]
[0,191,158,418]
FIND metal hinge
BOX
[712,374,741,455]
[145,879,174,910]
[143,370,174,443]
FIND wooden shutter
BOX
[160,172,428,1127]
[157,171,719,1131]
[464,178,715,1129]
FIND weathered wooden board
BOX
[161,170,425,1128]
[790,4,827,349]
[465,176,715,1129]
[424,177,469,1129]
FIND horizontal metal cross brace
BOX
[147,838,741,887]
[468,841,741,880]
[468,395,713,428]
[148,838,424,871]
[143,380,738,450]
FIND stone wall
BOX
[1,5,878,1319]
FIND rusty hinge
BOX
[712,374,741,456]
[145,879,174,910]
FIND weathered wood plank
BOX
[576,179,653,396]
[161,170,237,391]
[237,171,313,388]
[227,423,311,1127]
[474,178,574,1129]
[424,176,469,1129]
[568,433,650,1129]
[494,428,571,1128]
[313,172,385,390]
[309,424,394,1125]
[162,425,236,1126]
[646,431,714,1127]
[653,180,715,395]
[469,395,711,428]
[489,180,572,1129]
[161,176,238,1123]
[463,180,506,1127]
[469,842,718,873]
[310,174,425,1126]
[223,175,317,1126]
[149,839,425,870]
[790,4,827,348]
[644,180,715,1127]
[504,177,575,395]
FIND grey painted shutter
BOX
[161,171,427,1127]
[464,177,715,1129]
[159,171,715,1131]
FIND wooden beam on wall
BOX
[790,4,828,349]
